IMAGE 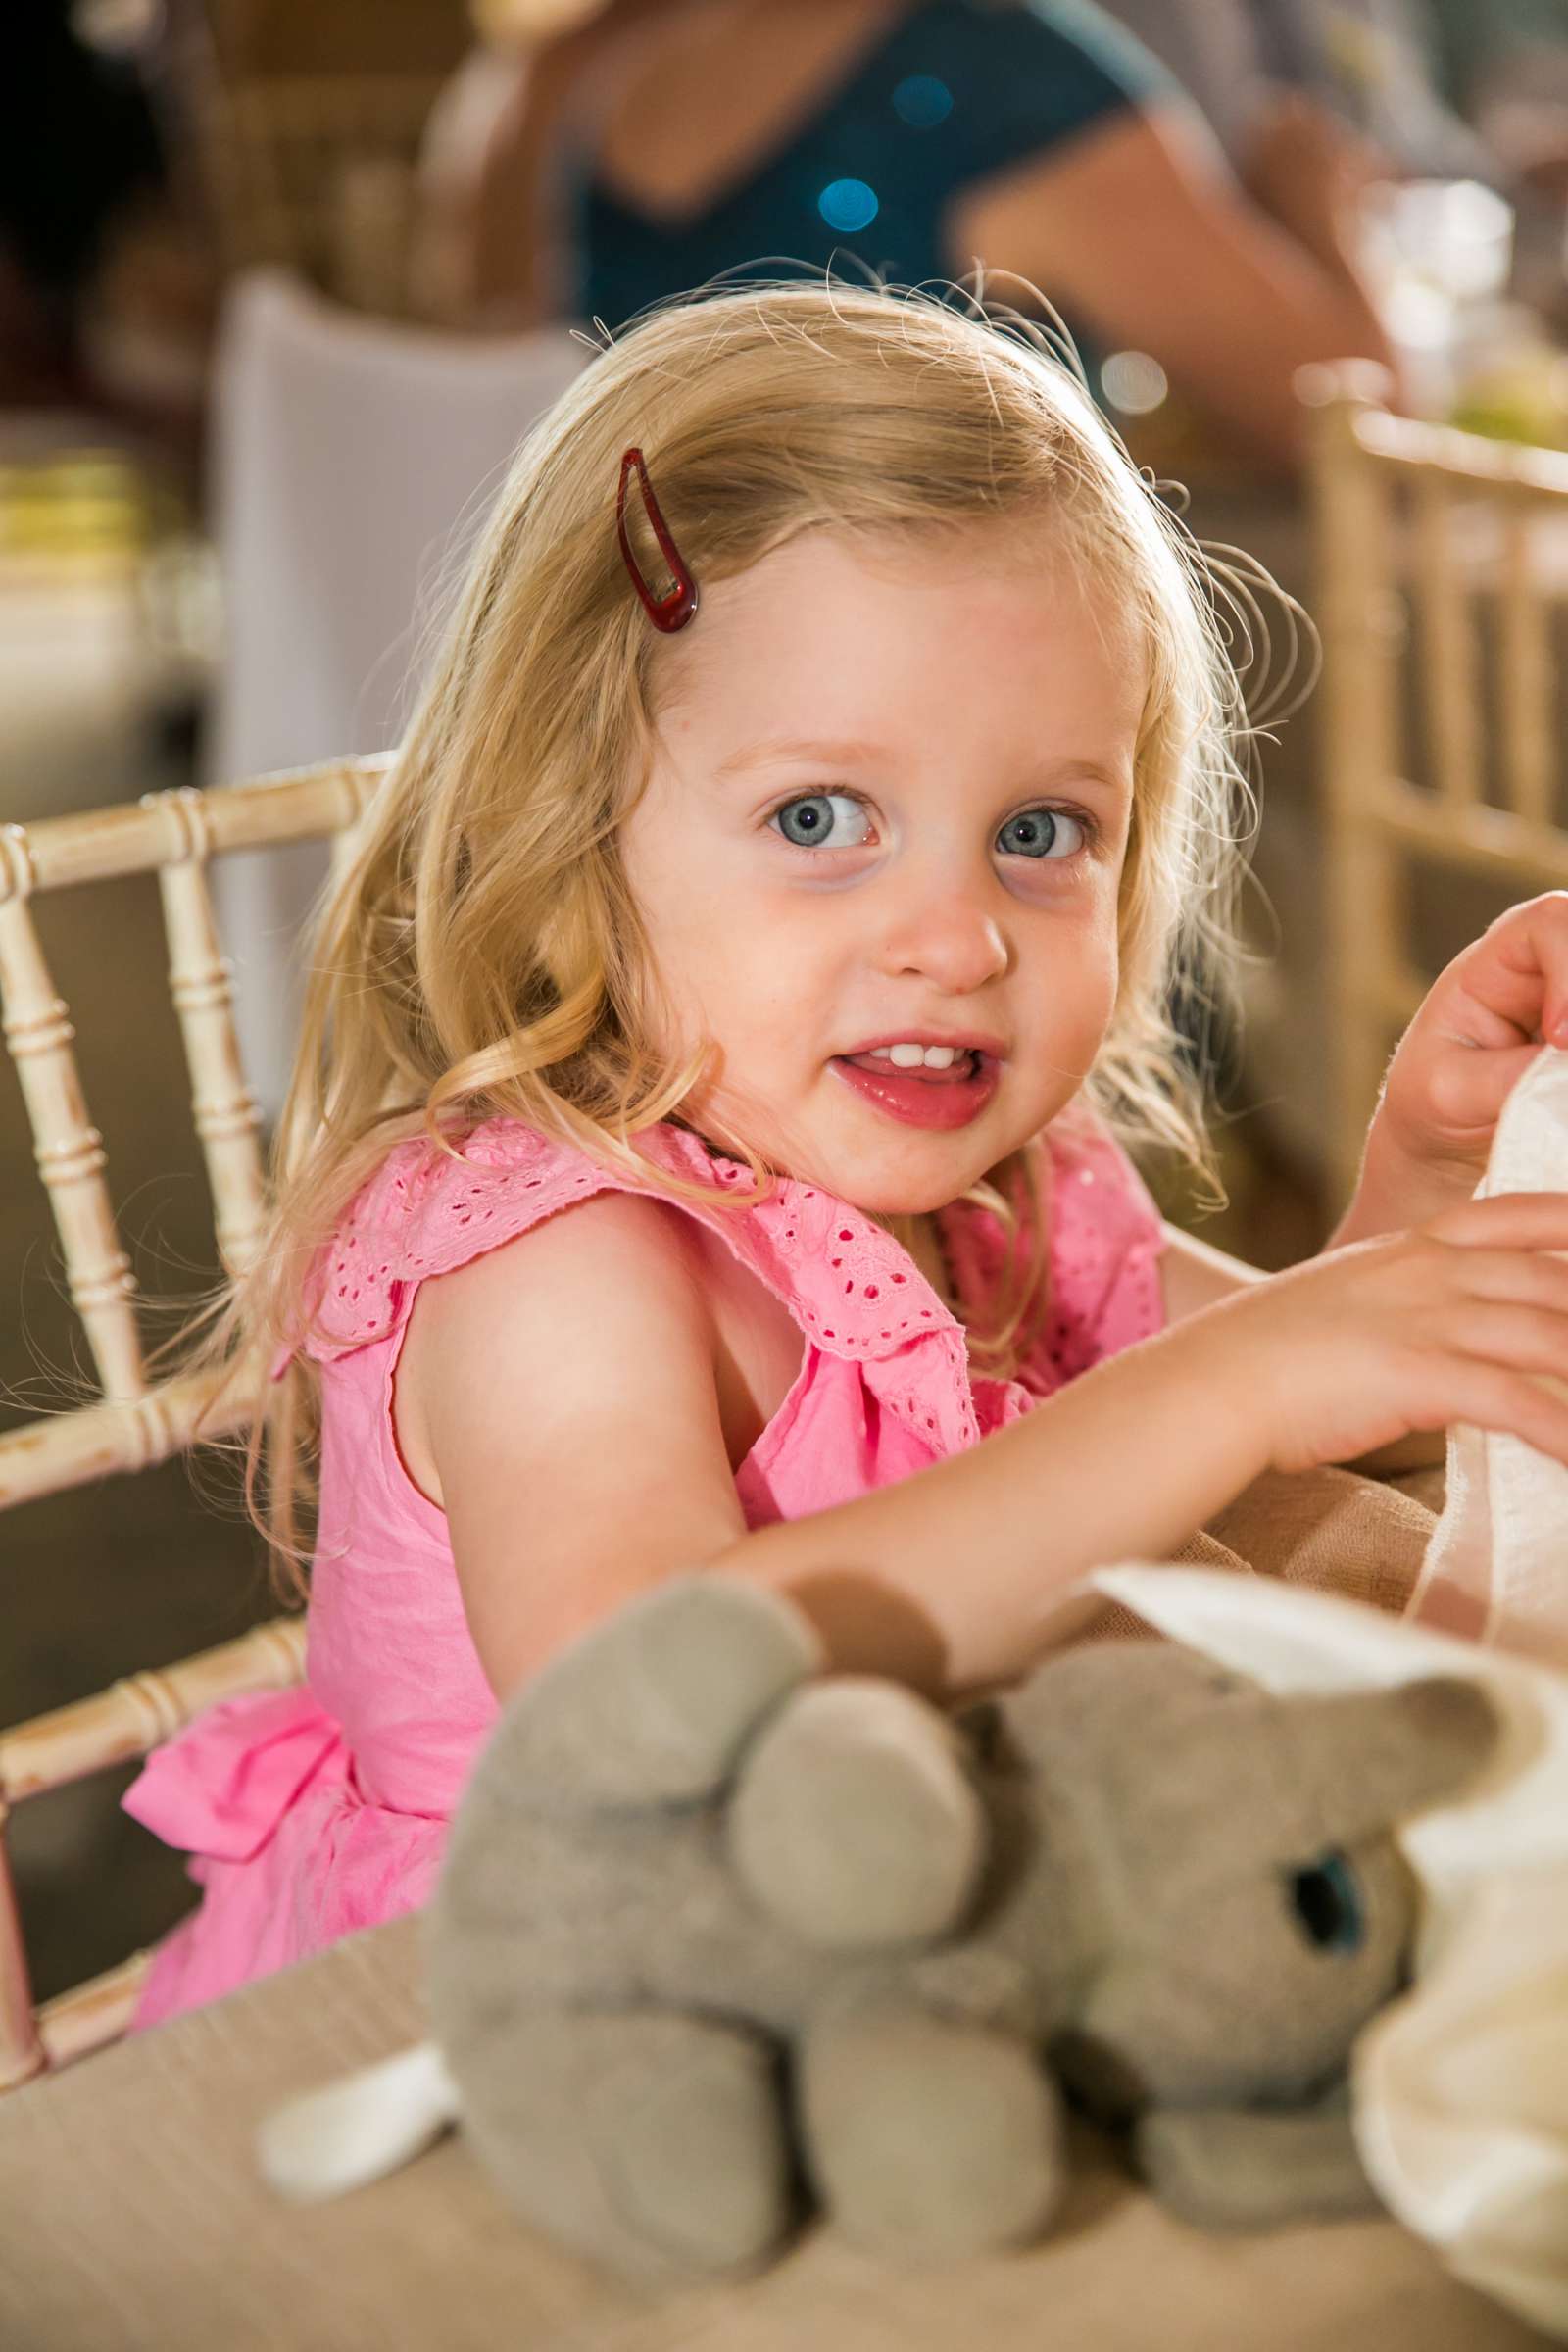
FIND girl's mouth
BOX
[831,1051,999,1131]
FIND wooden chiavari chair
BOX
[1304,366,1568,1208]
[0,755,386,2088]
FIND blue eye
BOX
[767,794,1090,858]
[771,793,871,849]
[1287,1849,1365,1953]
[999,809,1085,859]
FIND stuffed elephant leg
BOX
[484,1574,822,1811]
[458,2006,798,2284]
[797,2001,1068,2258]
[1137,2082,1378,2228]
[727,1677,988,1950]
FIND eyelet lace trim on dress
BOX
[270,1112,1164,1455]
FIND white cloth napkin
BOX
[1408,1043,1568,1665]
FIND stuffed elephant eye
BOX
[1285,1849,1365,1953]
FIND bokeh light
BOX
[1101,350,1169,416]
[817,179,880,233]
[892,75,954,128]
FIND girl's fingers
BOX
[1414,1041,1546,1138]
[1440,1302,1568,1383]
[1426,1191,1568,1249]
[1439,894,1568,1041]
[1436,1250,1568,1313]
[1438,1359,1568,1468]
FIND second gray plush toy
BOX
[424,1574,1497,2283]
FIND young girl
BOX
[123,280,1568,2032]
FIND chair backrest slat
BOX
[1498,501,1555,825]
[0,1869,40,2092]
[0,1364,245,1511]
[329,812,368,890]
[1308,377,1407,1207]
[34,1954,146,2077]
[145,786,271,1276]
[19,759,378,891]
[0,830,144,1402]
[0,1617,308,1804]
[1411,468,1481,808]
[0,755,389,2087]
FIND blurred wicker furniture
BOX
[1305,365,1568,1206]
[164,3,468,313]
[0,754,386,2090]
[200,72,443,314]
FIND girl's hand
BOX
[1198,1192,1568,1478]
[1344,894,1568,1239]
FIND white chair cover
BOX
[208,270,588,1119]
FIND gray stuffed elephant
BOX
[424,1574,1497,2284]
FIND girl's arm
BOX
[410,1182,1568,1704]
[406,1191,1273,1707]
[402,1191,751,1690]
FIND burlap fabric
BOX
[1078,1460,1446,1644]
[0,1902,1545,2352]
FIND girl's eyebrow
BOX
[714,736,883,780]
[714,737,1131,800]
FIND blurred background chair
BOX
[1306,364,1568,1207]
[208,269,586,1121]
[164,0,471,318]
[0,756,383,2088]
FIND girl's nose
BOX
[877,881,1011,993]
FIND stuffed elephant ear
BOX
[1275,1675,1499,1847]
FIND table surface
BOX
[0,1910,1552,2352]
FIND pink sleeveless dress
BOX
[122,1109,1168,2031]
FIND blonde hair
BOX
[178,279,1264,1596]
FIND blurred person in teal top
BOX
[418,0,1401,471]
[573,2,1166,331]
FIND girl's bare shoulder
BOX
[393,1189,751,1690]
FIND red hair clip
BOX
[616,447,699,632]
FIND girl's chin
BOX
[815,1123,1010,1216]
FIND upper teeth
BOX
[872,1043,964,1068]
